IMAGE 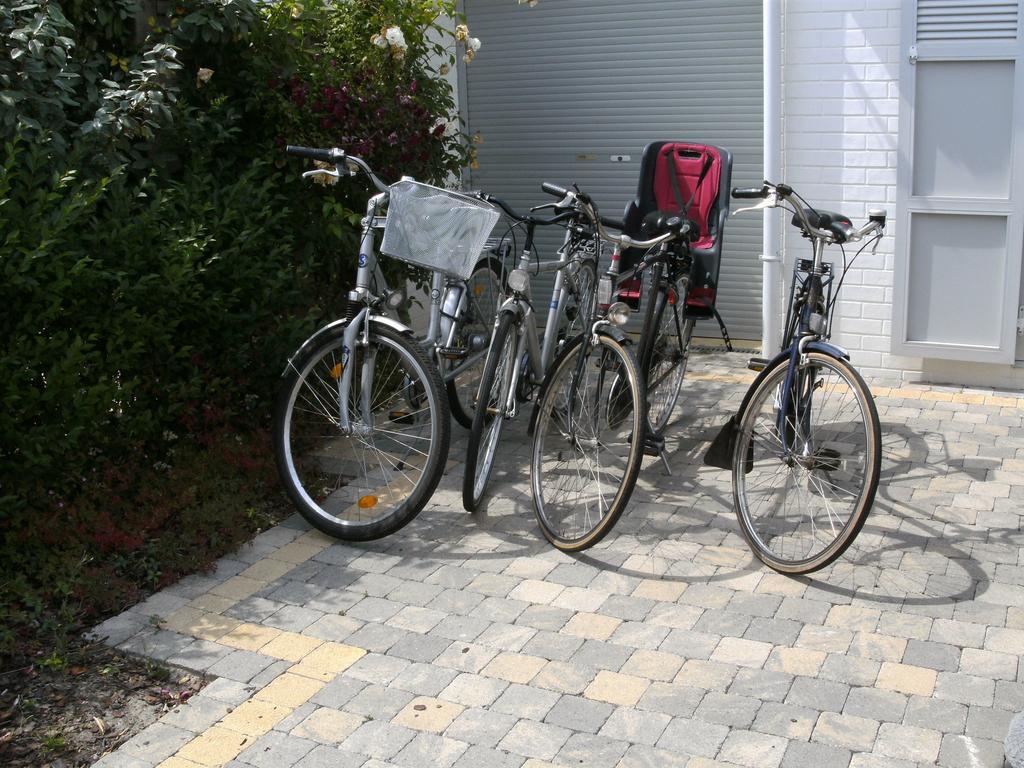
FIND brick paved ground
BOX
[90,353,1024,768]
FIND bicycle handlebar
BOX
[286,145,389,193]
[732,181,885,244]
[286,145,337,163]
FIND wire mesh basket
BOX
[380,180,501,280]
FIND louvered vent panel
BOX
[917,0,1018,41]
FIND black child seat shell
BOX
[617,141,734,316]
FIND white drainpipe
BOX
[761,0,783,356]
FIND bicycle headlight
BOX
[606,301,631,327]
[508,269,530,294]
[385,288,406,310]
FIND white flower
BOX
[385,26,407,50]
[468,37,481,52]
[371,33,387,48]
[454,23,469,42]
[518,0,538,6]
[196,67,214,86]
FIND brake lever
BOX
[732,190,779,216]
[530,203,558,213]
[302,169,341,181]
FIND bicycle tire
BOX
[448,257,506,429]
[531,333,646,551]
[645,284,694,433]
[463,311,518,512]
[732,351,880,573]
[273,323,450,541]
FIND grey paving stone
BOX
[937,733,1006,767]
[294,744,367,768]
[598,594,655,622]
[207,650,277,683]
[118,722,193,763]
[568,639,633,672]
[434,642,498,673]
[339,720,417,760]
[745,617,803,646]
[387,631,451,662]
[694,608,751,638]
[344,623,408,653]
[249,659,292,689]
[902,639,961,672]
[226,596,285,623]
[753,702,819,741]
[515,604,573,632]
[635,681,704,718]
[92,753,154,767]
[197,677,255,706]
[441,672,508,707]
[544,694,614,734]
[392,733,468,768]
[160,695,232,733]
[820,653,881,686]
[430,615,491,642]
[346,596,404,623]
[521,630,584,661]
[344,684,415,720]
[445,707,519,748]
[239,730,317,768]
[964,703,1014,741]
[389,661,459,697]
[902,695,967,733]
[655,716,729,759]
[615,743,689,768]
[491,683,560,721]
[167,637,232,672]
[718,729,790,768]
[785,677,850,713]
[781,739,852,768]
[658,629,721,659]
[599,707,671,746]
[843,687,908,723]
[498,719,571,761]
[934,671,996,706]
[303,613,363,643]
[728,668,795,703]
[556,732,629,768]
[608,621,671,650]
[694,690,762,728]
[345,653,411,685]
[309,676,367,710]
[452,744,524,768]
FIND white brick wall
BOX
[781,1,1024,389]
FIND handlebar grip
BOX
[732,186,768,199]
[541,182,569,199]
[286,145,335,162]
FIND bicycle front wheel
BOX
[733,351,880,573]
[448,257,505,429]
[274,323,450,541]
[463,311,518,512]
[531,334,645,551]
[646,287,694,433]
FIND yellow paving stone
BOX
[985,395,1019,407]
[254,672,326,708]
[220,698,292,736]
[188,593,238,615]
[291,707,365,744]
[765,647,826,677]
[481,652,547,684]
[889,388,923,399]
[176,726,252,766]
[259,631,324,662]
[876,662,937,696]
[219,623,282,653]
[291,642,366,682]
[269,538,328,564]
[711,637,773,669]
[209,575,265,601]
[870,386,891,398]
[632,579,686,602]
[158,758,206,768]
[239,558,296,582]
[620,649,684,681]
[583,670,649,706]
[694,546,748,567]
[958,393,986,405]
[161,607,240,642]
[393,696,465,732]
[920,391,953,402]
[561,612,622,641]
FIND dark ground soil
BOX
[0,639,205,767]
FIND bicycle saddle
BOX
[640,210,698,241]
[792,208,854,243]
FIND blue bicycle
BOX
[709,181,887,573]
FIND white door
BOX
[893,0,1024,364]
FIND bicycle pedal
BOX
[747,357,769,372]
[438,347,467,361]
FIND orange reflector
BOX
[473,284,485,296]
[358,495,378,509]
[329,362,343,379]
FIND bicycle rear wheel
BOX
[463,311,518,511]
[448,257,505,428]
[733,351,880,573]
[646,285,694,433]
[531,333,645,551]
[274,323,449,540]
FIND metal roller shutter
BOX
[462,0,763,342]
